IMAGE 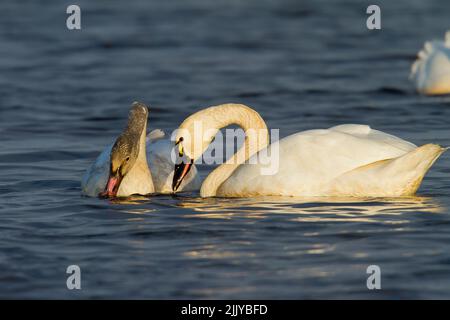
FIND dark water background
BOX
[1,0,450,299]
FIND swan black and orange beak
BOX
[99,168,123,198]
[172,160,193,192]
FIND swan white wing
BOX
[147,129,165,142]
[218,125,418,196]
[330,124,416,152]
[81,144,112,197]
[148,138,202,193]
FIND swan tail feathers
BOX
[329,144,446,197]
[147,129,165,142]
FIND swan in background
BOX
[172,104,446,198]
[81,102,201,198]
[410,31,450,95]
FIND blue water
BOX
[1,0,450,299]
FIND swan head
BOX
[171,106,222,192]
[100,102,148,198]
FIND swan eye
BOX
[125,156,130,162]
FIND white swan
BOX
[410,31,450,95]
[172,104,446,198]
[81,102,201,197]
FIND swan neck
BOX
[117,123,155,196]
[200,104,268,197]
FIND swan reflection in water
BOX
[110,193,444,223]
[108,195,445,270]
[171,195,444,224]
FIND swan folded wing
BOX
[147,139,176,192]
[81,144,112,197]
[218,127,418,197]
[329,124,417,152]
[147,129,165,142]
[278,126,416,180]
[327,144,446,196]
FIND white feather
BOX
[410,32,450,95]
[217,124,445,197]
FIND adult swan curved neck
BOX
[173,104,447,198]
[173,104,269,197]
